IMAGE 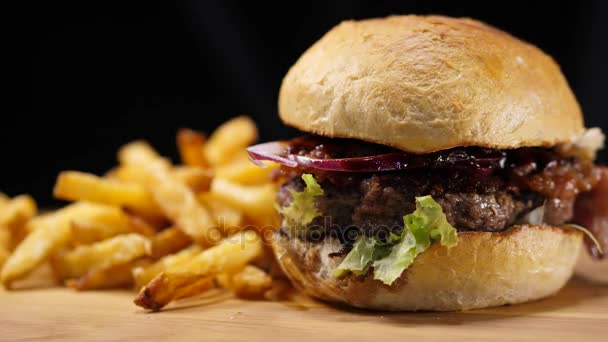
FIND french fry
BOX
[198,192,243,232]
[230,265,272,298]
[0,195,9,263]
[0,245,9,269]
[122,213,158,237]
[216,265,272,299]
[209,178,278,227]
[110,165,213,192]
[134,231,263,310]
[0,194,37,248]
[0,194,19,268]
[0,226,10,268]
[105,165,148,186]
[149,227,192,259]
[51,233,151,280]
[71,219,123,246]
[215,157,279,185]
[2,120,282,304]
[1,203,118,287]
[67,259,150,291]
[54,171,161,220]
[177,128,208,167]
[71,210,155,246]
[203,116,258,165]
[139,275,216,311]
[172,166,213,192]
[147,173,219,246]
[119,141,220,246]
[117,140,170,167]
[0,194,37,225]
[0,228,10,254]
[0,192,9,207]
[133,245,202,289]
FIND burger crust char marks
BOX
[248,15,607,311]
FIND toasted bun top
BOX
[279,15,585,153]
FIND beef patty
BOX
[275,144,600,244]
[277,173,561,243]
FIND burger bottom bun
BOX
[272,225,582,311]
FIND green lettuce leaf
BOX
[277,173,324,231]
[335,195,458,285]
[410,195,458,248]
[333,235,376,278]
[371,230,420,284]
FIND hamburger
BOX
[248,15,607,311]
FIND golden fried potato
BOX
[71,219,127,246]
[0,194,37,225]
[0,194,37,248]
[215,157,279,185]
[137,275,215,311]
[69,205,155,245]
[133,245,202,289]
[149,227,192,259]
[172,166,213,192]
[197,192,243,232]
[1,203,117,287]
[216,265,272,299]
[177,128,208,167]
[134,231,263,310]
[1,224,13,269]
[119,141,220,246]
[2,118,282,304]
[0,192,9,207]
[117,140,170,167]
[209,178,278,228]
[51,233,151,280]
[105,165,148,186]
[54,171,161,220]
[67,259,150,291]
[121,213,158,237]
[148,173,219,246]
[0,227,10,252]
[0,226,10,268]
[203,116,257,165]
[0,246,9,270]
[110,165,212,192]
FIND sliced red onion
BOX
[247,141,298,168]
[247,141,506,173]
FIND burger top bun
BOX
[279,15,584,153]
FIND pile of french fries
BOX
[0,116,284,311]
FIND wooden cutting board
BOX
[1,276,607,341]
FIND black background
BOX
[4,1,608,206]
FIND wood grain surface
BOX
[1,276,607,341]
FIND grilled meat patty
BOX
[276,137,600,244]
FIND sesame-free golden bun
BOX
[272,225,583,311]
[279,15,585,153]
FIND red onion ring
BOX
[247,141,506,173]
[247,141,298,168]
